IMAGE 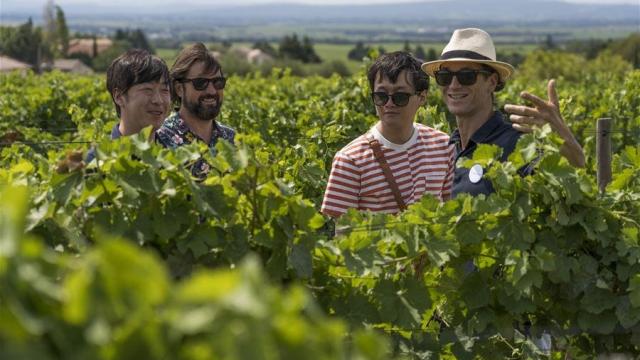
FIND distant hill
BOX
[3,0,637,43]
[4,0,639,23]
[191,0,640,23]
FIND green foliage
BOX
[516,50,587,83]
[252,40,278,58]
[506,55,639,162]
[114,28,154,54]
[55,6,70,56]
[279,34,322,64]
[0,185,389,359]
[608,33,640,69]
[348,41,373,62]
[91,40,134,72]
[42,1,69,59]
[565,33,640,69]
[0,19,45,66]
[1,52,639,358]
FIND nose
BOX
[383,96,395,107]
[151,90,162,104]
[151,89,169,106]
[203,81,219,94]
[449,74,462,88]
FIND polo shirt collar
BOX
[111,122,123,139]
[470,111,504,144]
[448,111,505,146]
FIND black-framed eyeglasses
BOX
[179,77,226,91]
[434,69,493,86]
[371,91,419,107]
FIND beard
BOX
[183,94,222,121]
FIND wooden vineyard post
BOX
[596,118,612,194]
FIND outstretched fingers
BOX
[511,123,534,133]
[504,104,539,117]
[509,114,546,127]
[519,91,548,109]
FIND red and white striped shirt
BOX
[321,123,454,217]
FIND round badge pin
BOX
[469,164,483,184]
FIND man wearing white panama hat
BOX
[422,28,585,197]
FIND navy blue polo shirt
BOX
[110,122,123,139]
[450,111,531,198]
[86,123,122,162]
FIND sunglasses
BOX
[371,91,418,107]
[180,77,226,91]
[434,69,493,86]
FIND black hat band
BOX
[440,50,493,61]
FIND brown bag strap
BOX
[367,135,407,212]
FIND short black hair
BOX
[106,49,169,116]
[367,51,429,93]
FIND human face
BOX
[439,62,497,119]
[116,79,170,129]
[373,70,425,130]
[177,61,224,121]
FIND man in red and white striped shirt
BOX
[321,52,454,218]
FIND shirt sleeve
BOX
[320,151,361,218]
[154,127,174,148]
[440,144,455,201]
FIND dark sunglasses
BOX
[180,77,226,91]
[371,91,419,107]
[434,69,493,86]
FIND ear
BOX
[417,89,428,106]
[489,73,499,92]
[113,88,125,107]
[174,81,183,97]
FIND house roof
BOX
[0,55,32,72]
[67,38,113,57]
[53,59,94,74]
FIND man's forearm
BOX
[559,135,586,168]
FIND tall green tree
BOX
[414,45,426,60]
[55,5,69,56]
[426,48,437,61]
[0,18,44,67]
[252,40,277,57]
[608,33,640,69]
[301,36,321,63]
[40,1,69,58]
[348,41,371,61]
[279,34,321,64]
[279,34,302,60]
[42,0,57,59]
[403,40,412,53]
[114,28,154,53]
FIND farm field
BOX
[157,41,539,74]
[1,50,639,359]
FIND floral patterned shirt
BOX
[155,112,235,179]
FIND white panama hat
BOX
[421,28,515,82]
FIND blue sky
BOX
[3,0,639,6]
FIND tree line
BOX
[0,1,155,72]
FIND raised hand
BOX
[504,79,585,168]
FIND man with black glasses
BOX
[156,43,234,177]
[321,51,453,218]
[422,28,585,197]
